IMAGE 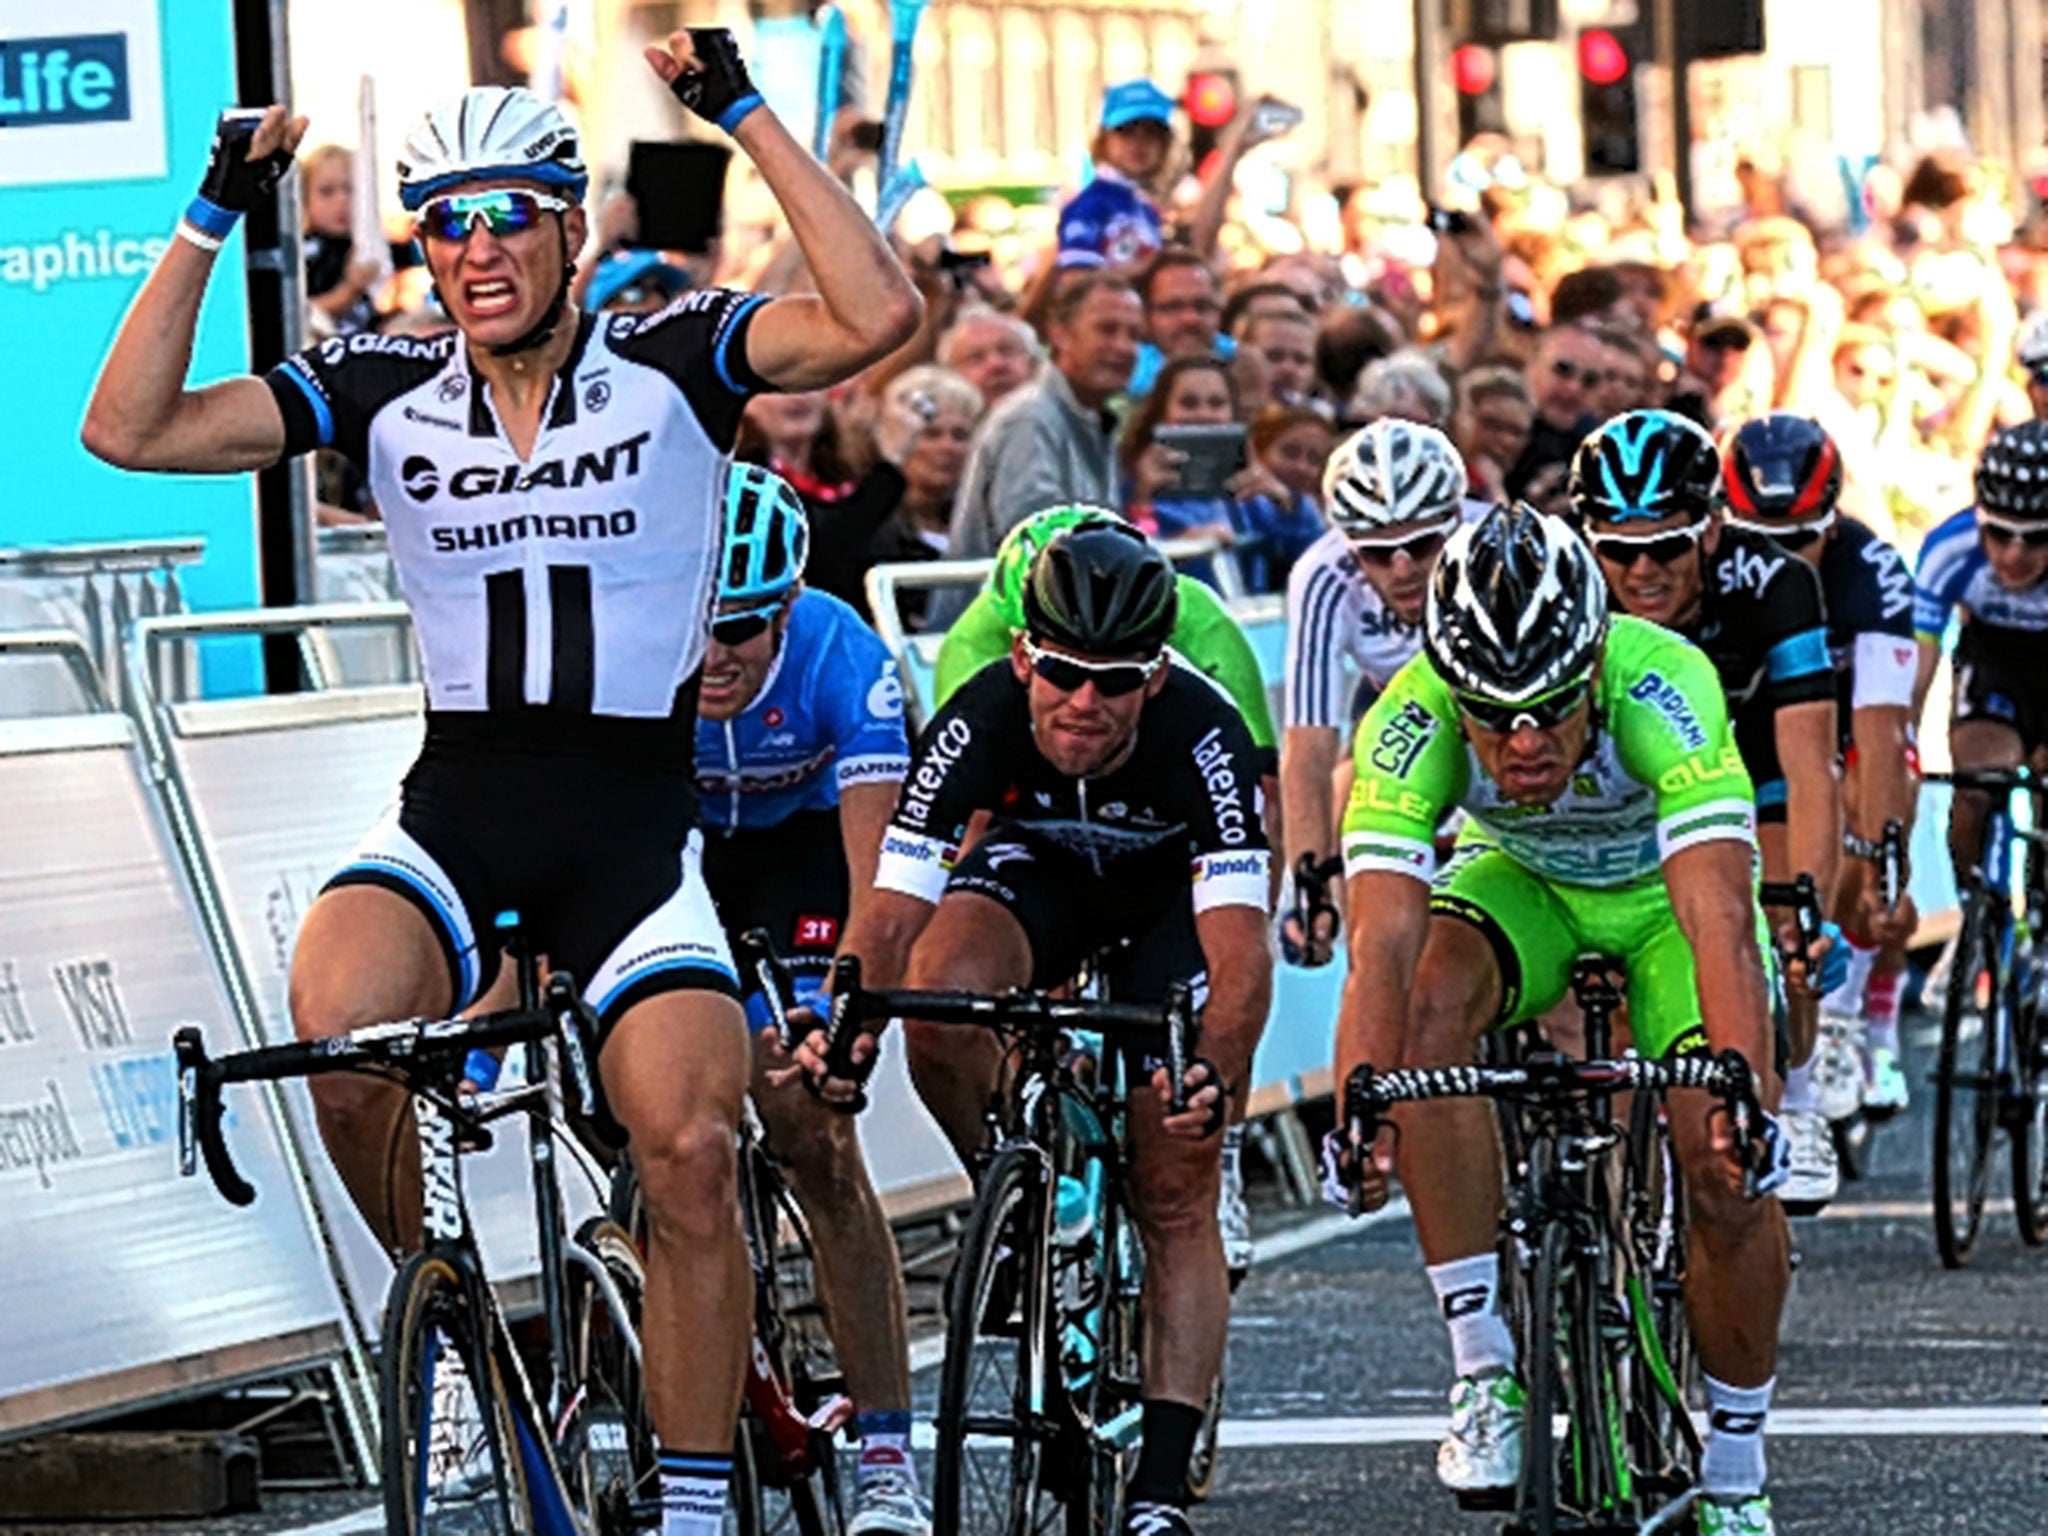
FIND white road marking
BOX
[1817,1198,2014,1221]
[1209,1405,2047,1448]
[275,1508,382,1536]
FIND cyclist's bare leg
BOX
[1665,1086,1790,1386]
[1125,1097,1226,1406]
[604,990,751,1449]
[287,885,454,1252]
[752,1037,911,1419]
[1393,916,1506,1266]
[900,892,1031,1161]
[1947,720,2024,881]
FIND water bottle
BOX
[1055,1173,1096,1249]
[1055,1166,1103,1387]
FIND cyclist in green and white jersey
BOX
[1326,505,1792,1536]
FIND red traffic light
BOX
[1185,71,1237,129]
[1451,44,1497,97]
[1578,29,1630,87]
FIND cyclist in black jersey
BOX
[1723,415,1921,1118]
[797,525,1273,1536]
[82,34,919,1536]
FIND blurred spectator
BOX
[1586,326,1659,418]
[1221,280,1314,335]
[1349,353,1452,428]
[2018,314,2048,420]
[1507,323,1604,504]
[1453,365,1535,503]
[585,249,692,314]
[1058,80,1174,269]
[1231,307,1319,415]
[1675,311,1774,429]
[300,145,380,335]
[1550,265,1628,328]
[942,272,1141,590]
[1315,306,1400,404]
[1130,247,1228,396]
[808,367,984,630]
[937,308,1040,412]
[1239,403,1334,589]
[741,392,859,507]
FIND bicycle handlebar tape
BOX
[173,1028,256,1207]
[668,28,765,135]
[1164,981,1195,1115]
[1880,818,1906,912]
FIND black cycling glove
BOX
[664,29,765,135]
[184,109,293,249]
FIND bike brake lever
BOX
[174,1027,256,1207]
[545,974,599,1119]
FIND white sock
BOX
[1822,939,1878,1015]
[659,1450,732,1536]
[1781,1060,1819,1115]
[1700,1373,1773,1498]
[1426,1253,1515,1378]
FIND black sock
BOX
[1126,1399,1206,1508]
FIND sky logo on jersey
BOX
[0,34,129,125]
[1717,542,1785,598]
[1627,671,1707,750]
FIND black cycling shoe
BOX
[1122,1501,1195,1536]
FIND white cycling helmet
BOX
[1323,419,1468,534]
[2018,310,2048,371]
[1424,502,1606,705]
[397,86,589,211]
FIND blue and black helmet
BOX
[719,463,810,607]
[1567,409,1721,526]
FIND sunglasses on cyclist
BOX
[1022,637,1163,697]
[1349,522,1455,568]
[417,189,571,243]
[1453,676,1593,735]
[1588,520,1709,567]
[1979,511,2048,549]
[710,604,782,647]
[1723,508,1834,552]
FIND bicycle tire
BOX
[1517,1220,1568,1536]
[565,1217,659,1535]
[2012,937,2048,1246]
[381,1248,533,1536]
[934,1147,1064,1536]
[1934,888,2002,1268]
[1069,1184,1142,1536]
[1182,1370,1223,1504]
[1624,1090,1701,1494]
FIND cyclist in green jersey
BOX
[933,505,1278,760]
[1326,505,1792,1536]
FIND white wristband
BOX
[175,220,224,253]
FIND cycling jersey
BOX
[1913,507,2048,639]
[932,576,1277,755]
[1283,503,1488,732]
[1342,616,1755,891]
[1815,518,1918,729]
[267,291,772,756]
[875,662,1271,914]
[695,589,910,832]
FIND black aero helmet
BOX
[1722,412,1842,531]
[1424,502,1608,704]
[1568,408,1721,526]
[1021,522,1179,658]
[1975,420,2048,522]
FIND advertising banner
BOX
[0,0,260,650]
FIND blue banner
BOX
[0,0,258,632]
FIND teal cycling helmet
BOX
[991,504,1129,631]
[720,463,810,607]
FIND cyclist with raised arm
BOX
[1913,421,2048,886]
[930,502,1273,1280]
[1328,505,1792,1536]
[805,524,1273,1536]
[695,465,927,1536]
[1281,419,1482,965]
[1570,410,1845,1209]
[1722,415,1921,1119]
[82,37,919,1536]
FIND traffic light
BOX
[1452,44,1505,144]
[1578,27,1640,175]
[1184,69,1239,174]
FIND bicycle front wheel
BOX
[1934,891,2003,1267]
[381,1249,533,1536]
[2012,944,2048,1245]
[565,1217,659,1535]
[934,1147,1063,1536]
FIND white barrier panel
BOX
[0,711,348,1434]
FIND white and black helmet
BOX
[1323,419,1468,534]
[1424,502,1607,704]
[2018,311,2048,372]
[397,86,589,211]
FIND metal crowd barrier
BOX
[313,527,417,687]
[0,537,204,709]
[0,633,370,1460]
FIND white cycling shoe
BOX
[849,1470,932,1536]
[1437,1372,1524,1498]
[1863,1044,1909,1117]
[1697,1493,1776,1534]
[1777,1108,1839,1214]
[1812,1011,1866,1123]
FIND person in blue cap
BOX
[1058,78,1176,269]
[586,247,694,313]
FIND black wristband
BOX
[667,29,764,134]
[198,108,294,215]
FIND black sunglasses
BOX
[1454,677,1592,734]
[1588,521,1709,567]
[1023,637,1162,697]
[710,609,778,647]
[1350,527,1451,568]
[1552,357,1606,389]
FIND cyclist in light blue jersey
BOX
[696,465,927,1536]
